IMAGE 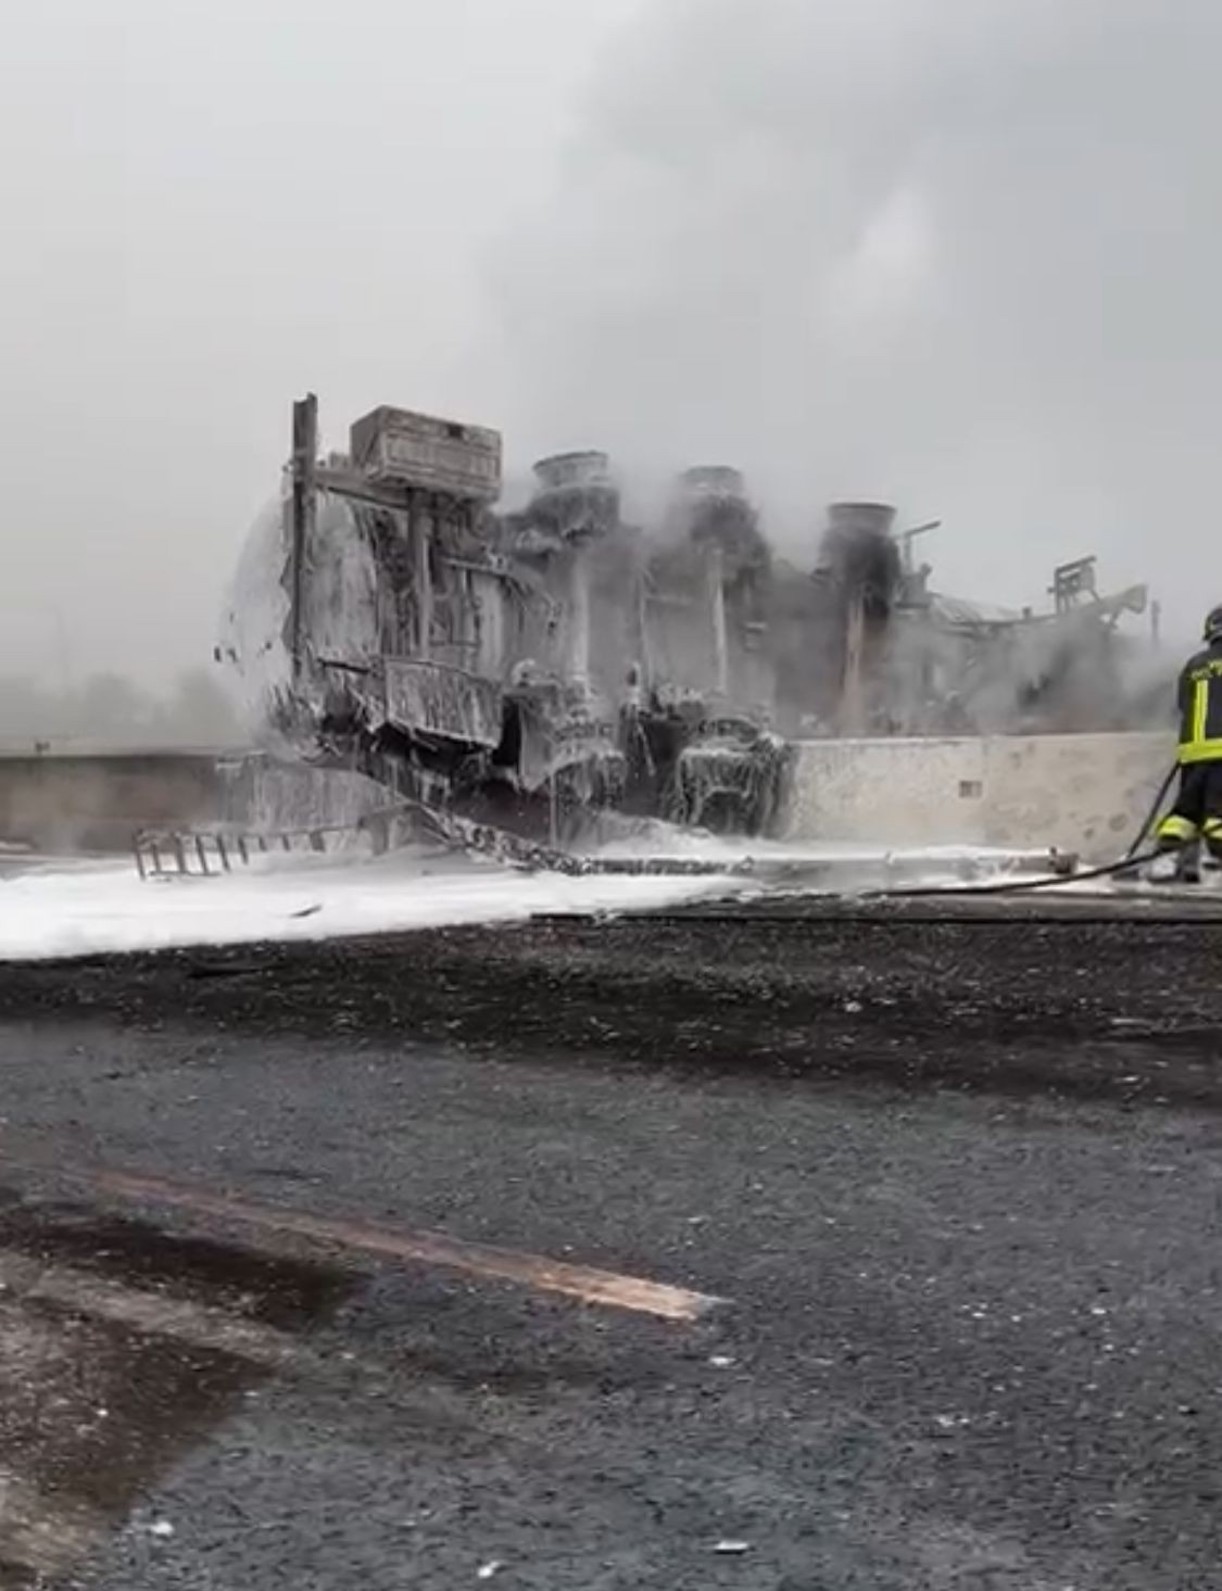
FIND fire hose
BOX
[874,760,1186,899]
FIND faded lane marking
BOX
[0,1157,724,1322]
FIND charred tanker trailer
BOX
[220,392,1164,849]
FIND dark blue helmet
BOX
[1207,605,1222,644]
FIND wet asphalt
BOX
[0,899,1220,1589]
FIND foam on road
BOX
[0,841,1038,962]
[0,850,728,961]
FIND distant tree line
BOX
[0,667,243,750]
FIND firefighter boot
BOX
[1203,819,1222,882]
[1147,839,1201,884]
[1177,841,1203,885]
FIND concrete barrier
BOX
[0,749,391,854]
[1,734,1180,863]
[781,732,1176,859]
[217,756,388,833]
[982,734,1175,857]
[0,751,228,853]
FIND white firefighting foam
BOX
[0,841,1032,962]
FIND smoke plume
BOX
[490,0,1222,633]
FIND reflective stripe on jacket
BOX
[1178,642,1222,763]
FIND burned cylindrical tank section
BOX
[218,395,1163,846]
[810,503,903,735]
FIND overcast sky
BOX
[2,0,1218,685]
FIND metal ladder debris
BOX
[130,811,409,880]
[132,801,754,882]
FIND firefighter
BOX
[1151,604,1222,881]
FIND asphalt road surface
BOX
[0,897,1220,1590]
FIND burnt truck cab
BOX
[223,409,672,844]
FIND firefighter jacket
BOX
[1177,640,1222,764]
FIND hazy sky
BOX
[3,0,1218,684]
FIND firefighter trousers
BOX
[1156,761,1222,859]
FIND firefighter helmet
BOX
[1206,605,1222,643]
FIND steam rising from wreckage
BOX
[218,396,1164,847]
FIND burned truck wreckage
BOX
[219,396,1162,846]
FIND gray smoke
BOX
[490,0,1222,636]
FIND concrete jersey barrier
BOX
[780,732,1176,859]
[0,733,1180,863]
